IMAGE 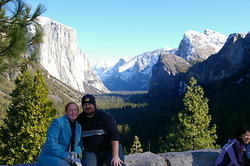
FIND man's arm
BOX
[103,112,124,166]
[111,140,123,166]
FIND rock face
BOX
[149,52,191,97]
[148,31,250,97]
[185,33,250,84]
[36,17,109,94]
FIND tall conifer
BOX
[165,77,217,152]
[0,70,56,165]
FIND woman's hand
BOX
[65,152,78,164]
[111,155,123,166]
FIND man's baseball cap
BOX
[81,94,96,107]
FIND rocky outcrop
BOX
[34,17,109,94]
[125,152,168,166]
[149,52,191,96]
[125,149,220,166]
[160,149,220,166]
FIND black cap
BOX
[81,94,96,107]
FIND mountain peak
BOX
[38,16,74,30]
[117,58,126,65]
[204,29,217,35]
[177,29,227,62]
[227,33,246,43]
[183,30,201,38]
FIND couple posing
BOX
[36,94,125,166]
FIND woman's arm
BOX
[45,119,69,159]
[75,123,82,157]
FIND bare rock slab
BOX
[160,149,220,166]
[125,152,168,166]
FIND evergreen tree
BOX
[0,0,45,75]
[165,77,217,152]
[130,135,143,154]
[0,69,56,165]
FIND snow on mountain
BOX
[101,59,126,80]
[93,48,174,91]
[204,29,227,46]
[119,50,160,73]
[177,29,227,61]
[36,17,109,93]
[118,49,166,81]
[91,58,124,77]
[92,29,226,91]
[93,48,174,82]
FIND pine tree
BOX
[0,69,56,165]
[130,135,143,154]
[0,0,45,75]
[165,77,217,152]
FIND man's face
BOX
[82,103,95,115]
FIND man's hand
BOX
[111,155,123,166]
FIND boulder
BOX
[160,149,220,166]
[125,152,168,166]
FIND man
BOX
[77,94,125,166]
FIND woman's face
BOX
[66,104,79,121]
[240,131,250,144]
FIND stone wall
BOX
[1,149,220,166]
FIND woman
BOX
[216,127,250,166]
[37,102,82,166]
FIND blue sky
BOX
[29,0,250,62]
